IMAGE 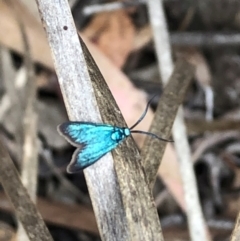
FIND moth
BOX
[58,96,172,173]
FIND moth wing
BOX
[67,139,119,173]
[58,122,115,147]
[58,122,124,173]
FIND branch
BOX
[0,192,98,234]
[36,0,164,240]
[146,0,211,240]
[171,32,240,47]
[141,59,194,188]
[83,0,146,16]
[6,2,39,240]
[0,141,53,241]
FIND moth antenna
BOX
[130,95,157,130]
[130,130,173,142]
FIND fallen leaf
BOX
[83,10,135,68]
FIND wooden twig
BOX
[82,0,175,16]
[141,59,194,188]
[83,0,146,16]
[146,0,211,241]
[12,0,38,202]
[0,192,98,234]
[36,0,164,240]
[80,36,164,240]
[171,32,240,47]
[7,1,39,240]
[0,47,16,122]
[186,119,240,134]
[0,140,53,241]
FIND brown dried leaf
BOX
[83,10,135,68]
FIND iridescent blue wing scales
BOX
[69,137,119,173]
[58,122,129,173]
[57,97,173,173]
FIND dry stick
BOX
[171,32,240,47]
[0,192,98,234]
[16,0,38,196]
[141,59,194,188]
[4,1,28,160]
[36,1,164,240]
[187,119,240,135]
[0,47,16,121]
[0,141,53,241]
[133,25,240,52]
[36,1,128,240]
[135,26,240,49]
[82,0,173,16]
[8,2,39,240]
[80,36,164,241]
[146,0,211,241]
[83,0,146,16]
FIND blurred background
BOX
[1,0,240,241]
